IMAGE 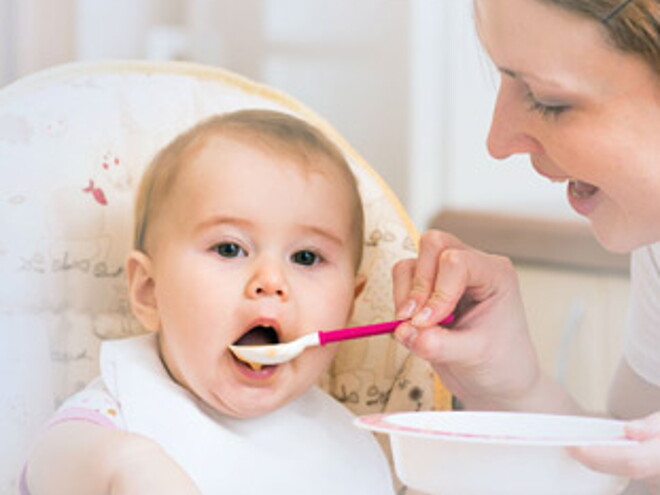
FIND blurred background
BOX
[0,0,573,229]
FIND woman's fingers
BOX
[408,243,515,330]
[627,412,660,441]
[393,258,417,318]
[411,248,471,326]
[571,413,660,484]
[398,319,485,365]
[394,230,467,321]
[570,440,660,480]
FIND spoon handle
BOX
[318,314,455,345]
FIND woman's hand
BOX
[570,412,660,494]
[392,229,576,413]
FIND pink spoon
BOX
[229,314,455,368]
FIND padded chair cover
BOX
[0,60,450,493]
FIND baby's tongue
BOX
[234,326,278,346]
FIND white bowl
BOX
[356,411,632,495]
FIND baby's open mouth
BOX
[234,325,280,346]
[231,325,280,371]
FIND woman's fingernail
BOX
[398,300,417,320]
[397,324,418,347]
[412,307,433,326]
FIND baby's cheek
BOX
[307,344,338,371]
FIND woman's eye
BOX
[525,91,570,119]
[291,250,321,266]
[214,242,245,258]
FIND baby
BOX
[23,110,395,494]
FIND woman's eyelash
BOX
[525,91,569,119]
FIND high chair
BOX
[0,60,450,494]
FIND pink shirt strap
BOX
[19,407,119,495]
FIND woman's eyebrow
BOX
[498,66,574,92]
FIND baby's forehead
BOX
[198,132,339,170]
[178,133,354,193]
[161,134,348,208]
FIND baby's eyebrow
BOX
[299,224,344,248]
[193,215,252,233]
[194,215,345,248]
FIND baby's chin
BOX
[207,388,306,419]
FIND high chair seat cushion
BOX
[0,60,449,492]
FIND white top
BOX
[61,334,395,495]
[625,243,660,387]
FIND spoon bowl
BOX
[230,332,321,367]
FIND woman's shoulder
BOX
[631,243,660,283]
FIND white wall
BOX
[3,0,76,82]
[0,0,575,229]
[186,0,412,220]
[409,1,573,226]
[185,0,575,227]
[0,0,16,86]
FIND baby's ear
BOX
[126,251,160,331]
[354,273,367,299]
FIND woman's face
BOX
[475,0,660,252]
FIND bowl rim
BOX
[355,411,635,447]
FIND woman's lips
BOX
[567,179,600,216]
[569,179,598,199]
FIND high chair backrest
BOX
[0,60,450,493]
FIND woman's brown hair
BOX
[540,0,660,71]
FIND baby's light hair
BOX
[133,109,365,269]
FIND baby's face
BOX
[146,136,361,418]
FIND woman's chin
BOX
[590,223,646,254]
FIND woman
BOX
[394,0,660,492]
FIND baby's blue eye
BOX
[214,242,245,258]
[292,250,320,266]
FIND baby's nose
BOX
[245,260,289,300]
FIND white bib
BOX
[100,335,395,495]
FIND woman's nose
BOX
[245,258,289,300]
[487,80,543,159]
